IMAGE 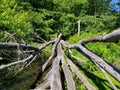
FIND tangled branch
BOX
[1,29,120,90]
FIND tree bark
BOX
[42,34,62,72]
[0,40,54,70]
[70,44,120,82]
[34,43,62,90]
[60,43,76,90]
[80,29,120,44]
[94,62,117,90]
[66,58,96,90]
[0,42,39,51]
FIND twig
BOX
[0,55,33,70]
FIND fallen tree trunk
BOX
[61,41,120,82]
[34,43,62,90]
[60,43,76,90]
[66,58,96,90]
[1,29,120,90]
[80,29,120,44]
[42,34,62,72]
[0,42,39,51]
[94,62,117,90]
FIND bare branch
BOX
[68,49,88,63]
[66,58,96,90]
[42,34,62,72]
[0,55,33,70]
[24,40,55,68]
[80,29,120,44]
[72,44,120,82]
[0,40,54,70]
[0,42,38,51]
[61,39,120,82]
[59,43,76,90]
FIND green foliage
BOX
[80,15,104,32]
[29,9,54,40]
[80,15,117,33]
[1,0,118,41]
[59,14,78,37]
[68,31,120,89]
[0,0,32,42]
[0,0,120,89]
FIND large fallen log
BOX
[42,34,62,72]
[66,58,96,90]
[1,29,120,90]
[80,29,120,44]
[60,43,76,90]
[61,40,120,82]
[34,43,62,90]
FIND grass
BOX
[1,31,120,90]
[67,31,120,90]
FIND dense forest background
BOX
[0,0,120,90]
[1,0,120,42]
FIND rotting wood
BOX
[1,29,120,90]
[60,43,76,90]
[66,58,96,90]
[34,43,62,90]
[0,42,38,51]
[80,29,120,44]
[42,34,62,72]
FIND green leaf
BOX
[0,57,3,60]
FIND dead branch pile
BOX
[1,29,120,90]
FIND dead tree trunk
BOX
[1,29,120,90]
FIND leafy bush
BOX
[0,0,32,42]
[80,15,117,33]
